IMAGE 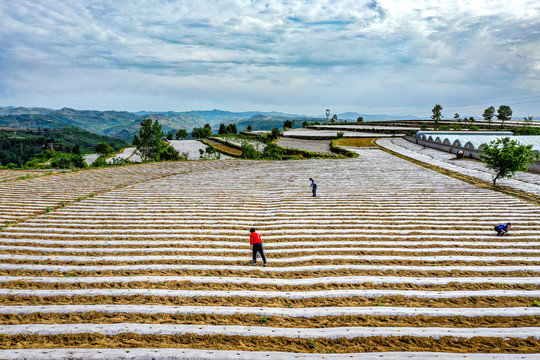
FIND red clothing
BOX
[250,232,262,246]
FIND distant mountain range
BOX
[0,106,422,141]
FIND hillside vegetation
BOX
[0,127,130,166]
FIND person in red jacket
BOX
[250,228,267,267]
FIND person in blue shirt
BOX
[309,178,317,197]
[494,223,511,236]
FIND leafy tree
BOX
[95,142,115,155]
[240,141,259,159]
[166,131,174,140]
[302,121,309,128]
[431,104,443,129]
[132,119,165,162]
[226,124,237,134]
[72,145,81,155]
[175,128,188,140]
[247,125,253,132]
[482,106,495,129]
[469,116,475,125]
[270,127,282,140]
[357,116,364,123]
[283,120,293,129]
[480,137,539,185]
[218,123,227,135]
[192,125,212,139]
[497,105,512,128]
[454,113,460,123]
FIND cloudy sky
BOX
[0,0,539,118]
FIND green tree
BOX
[247,125,253,132]
[357,116,364,123]
[283,120,293,129]
[482,106,495,129]
[218,124,227,135]
[523,116,533,125]
[95,142,115,155]
[431,104,443,129]
[240,141,259,159]
[192,125,212,139]
[175,128,188,140]
[132,119,165,162]
[480,137,539,185]
[497,105,512,128]
[454,113,460,123]
[166,131,174,140]
[270,127,282,140]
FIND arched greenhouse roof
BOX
[415,131,540,152]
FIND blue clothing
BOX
[310,180,317,197]
[494,224,509,236]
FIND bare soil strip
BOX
[203,139,242,156]
[1,333,539,353]
[3,275,538,285]
[1,280,538,292]
[1,313,539,328]
[1,295,538,308]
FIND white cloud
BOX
[0,0,539,116]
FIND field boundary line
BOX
[375,142,540,207]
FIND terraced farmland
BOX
[0,149,539,359]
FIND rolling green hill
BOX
[0,106,318,141]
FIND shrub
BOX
[240,141,259,159]
[261,143,284,160]
[514,126,540,135]
[159,144,180,161]
[91,156,108,168]
[26,150,86,169]
[95,143,115,155]
[270,128,282,140]
[336,131,344,139]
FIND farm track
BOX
[0,149,539,357]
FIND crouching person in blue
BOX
[494,223,511,236]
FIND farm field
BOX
[0,149,539,358]
[276,137,333,154]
